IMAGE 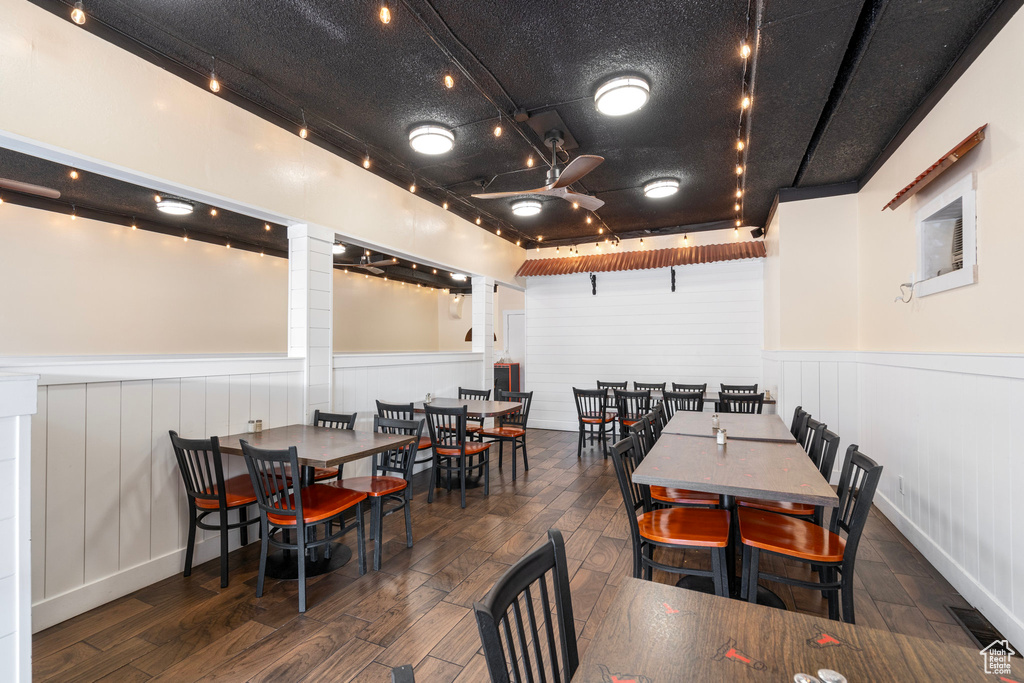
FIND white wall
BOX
[526,258,764,430]
[438,287,526,353]
[335,271,442,352]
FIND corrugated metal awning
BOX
[883,124,986,211]
[515,241,766,277]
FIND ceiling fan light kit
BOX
[156,198,194,215]
[594,76,650,116]
[408,125,455,155]
[643,178,680,198]
[511,199,542,216]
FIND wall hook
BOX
[590,273,597,295]
[671,267,676,292]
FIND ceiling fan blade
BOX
[550,155,604,188]
[564,191,605,211]
[472,187,550,199]
[0,177,61,199]
[362,266,385,275]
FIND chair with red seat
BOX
[609,435,731,595]
[425,404,491,508]
[739,445,883,623]
[304,409,358,482]
[458,387,491,440]
[573,387,615,457]
[376,400,432,490]
[479,390,532,480]
[335,416,422,570]
[169,431,261,588]
[613,388,651,439]
[241,440,367,612]
[629,417,719,508]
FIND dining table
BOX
[218,423,416,579]
[662,411,796,442]
[603,388,778,407]
[573,578,1022,681]
[632,431,837,604]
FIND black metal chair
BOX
[614,389,651,439]
[634,381,666,392]
[790,405,809,439]
[716,391,764,414]
[473,529,579,683]
[335,416,422,570]
[609,436,730,594]
[651,401,669,434]
[376,400,433,490]
[721,383,758,393]
[480,390,533,480]
[306,409,358,482]
[802,417,824,453]
[662,390,704,419]
[459,387,491,440]
[739,446,883,623]
[169,431,260,588]
[597,381,628,434]
[628,418,719,508]
[241,440,366,612]
[425,404,491,508]
[573,387,614,457]
[672,382,707,394]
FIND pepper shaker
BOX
[711,413,720,430]
[247,419,255,433]
[716,428,727,445]
[255,419,263,433]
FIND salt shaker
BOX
[711,414,720,430]
[794,675,820,683]
[716,428,727,445]
[255,419,263,433]
[247,419,255,433]
[816,670,847,683]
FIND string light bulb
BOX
[299,110,309,139]
[493,122,502,137]
[444,73,454,89]
[734,203,740,211]
[741,96,751,110]
[210,208,218,216]
[70,205,77,221]
[363,155,371,169]
[260,252,264,257]
[572,202,579,210]
[154,194,162,202]
[226,243,231,249]
[264,223,271,231]
[526,156,534,168]
[639,238,644,247]
[432,268,437,274]
[183,233,189,242]
[208,56,220,92]
[379,2,391,24]
[442,201,448,210]
[737,140,745,151]
[496,228,501,235]
[740,42,751,59]
[736,189,743,198]
[0,196,5,205]
[70,1,86,25]
[735,165,744,175]
[586,216,593,224]
[598,226,603,233]
[683,233,688,244]
[69,169,79,180]
[516,239,521,246]
[735,219,742,227]
[131,218,137,230]
[409,182,417,193]
[476,217,482,225]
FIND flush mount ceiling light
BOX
[511,199,542,217]
[409,125,455,155]
[643,178,680,199]
[450,273,468,281]
[156,198,194,215]
[594,76,650,116]
[332,243,346,255]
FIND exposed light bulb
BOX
[0,196,4,205]
[639,238,644,247]
[493,124,502,137]
[496,228,501,235]
[70,208,77,221]
[432,268,437,274]
[444,73,454,89]
[154,194,162,202]
[131,221,137,230]
[210,208,218,216]
[735,219,742,227]
[442,201,449,210]
[596,242,601,250]
[69,169,79,180]
[392,257,397,262]
[379,3,391,24]
[736,189,743,198]
[299,127,308,139]
[527,156,534,168]
[683,233,688,244]
[409,182,417,193]
[516,239,521,246]
[209,77,220,93]
[586,216,593,224]
[260,252,264,257]
[735,227,739,235]
[598,227,603,233]
[556,246,560,253]
[183,234,188,242]
[537,235,543,241]
[476,217,482,225]
[741,96,751,110]
[71,1,86,25]
[226,243,231,249]
[734,203,740,211]
[363,155,371,169]
[412,263,417,269]
[740,43,751,59]
[737,140,745,151]
[265,223,271,231]
[735,165,744,175]
[572,202,579,210]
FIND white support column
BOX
[472,276,495,393]
[0,372,38,683]
[288,224,334,422]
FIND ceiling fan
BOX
[335,252,393,275]
[472,130,605,211]
[0,177,61,199]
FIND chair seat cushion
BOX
[637,508,730,547]
[195,474,258,509]
[281,465,339,482]
[737,497,815,516]
[738,508,845,562]
[581,413,615,424]
[651,486,719,506]
[436,442,491,457]
[621,418,641,426]
[417,436,433,450]
[337,476,407,497]
[480,426,526,438]
[266,484,367,525]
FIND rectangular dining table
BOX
[573,578,1021,681]
[217,423,416,579]
[412,397,523,417]
[662,411,796,442]
[633,433,837,602]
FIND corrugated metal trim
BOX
[883,124,986,211]
[515,241,766,277]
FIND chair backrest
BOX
[459,387,492,400]
[717,392,764,414]
[789,405,807,438]
[240,440,302,523]
[169,431,228,508]
[627,416,654,458]
[373,416,423,481]
[634,381,666,392]
[313,409,356,430]
[803,417,825,454]
[812,427,841,481]
[609,435,651,544]
[672,382,707,394]
[573,388,608,423]
[596,381,627,391]
[721,383,758,394]
[648,407,666,439]
[424,404,469,453]
[376,400,415,421]
[498,390,533,428]
[613,389,651,422]
[662,390,704,418]
[473,529,578,683]
[830,446,883,568]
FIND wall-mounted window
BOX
[915,173,977,297]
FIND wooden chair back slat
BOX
[717,391,765,414]
[425,405,468,454]
[169,431,227,507]
[241,440,301,520]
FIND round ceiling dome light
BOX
[156,198,194,215]
[643,178,680,199]
[594,76,650,116]
[408,125,455,155]
[511,199,542,217]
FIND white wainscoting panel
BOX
[766,349,1024,651]
[526,260,765,431]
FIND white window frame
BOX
[914,172,977,298]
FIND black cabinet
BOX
[494,363,521,394]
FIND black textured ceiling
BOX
[15,0,1017,247]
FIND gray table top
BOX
[663,412,795,442]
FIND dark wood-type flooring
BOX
[34,429,979,682]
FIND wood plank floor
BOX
[34,429,979,682]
